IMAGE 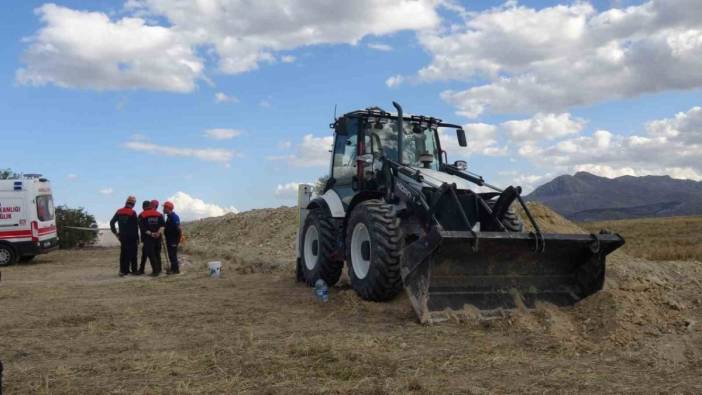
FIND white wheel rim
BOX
[304,225,320,270]
[351,223,371,280]
[0,249,11,265]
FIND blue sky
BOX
[1,0,701,223]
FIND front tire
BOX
[300,208,342,286]
[0,245,17,266]
[346,200,403,301]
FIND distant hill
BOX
[526,172,702,221]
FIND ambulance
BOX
[0,175,58,265]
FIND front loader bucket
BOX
[401,229,625,323]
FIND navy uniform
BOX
[140,206,166,276]
[110,196,139,276]
[163,201,182,274]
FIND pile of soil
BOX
[515,201,586,234]
[183,206,298,274]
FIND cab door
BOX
[34,194,57,244]
[331,117,359,206]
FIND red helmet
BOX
[150,199,159,210]
[164,201,174,211]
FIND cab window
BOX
[36,195,55,221]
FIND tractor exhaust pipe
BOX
[393,101,403,164]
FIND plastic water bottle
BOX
[314,279,329,303]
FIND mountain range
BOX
[525,172,702,221]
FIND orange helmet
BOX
[164,201,174,211]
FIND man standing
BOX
[140,201,165,276]
[163,201,182,274]
[110,196,139,276]
[136,200,151,275]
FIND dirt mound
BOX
[499,204,701,362]
[183,206,297,274]
[515,202,586,234]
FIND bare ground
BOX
[1,245,701,394]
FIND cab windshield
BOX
[364,120,441,170]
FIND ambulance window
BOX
[37,195,55,221]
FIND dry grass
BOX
[1,248,701,394]
[581,216,702,262]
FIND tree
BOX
[55,206,98,249]
[0,168,19,180]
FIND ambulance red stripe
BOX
[0,230,32,238]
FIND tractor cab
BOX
[328,105,465,207]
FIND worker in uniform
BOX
[140,200,165,276]
[136,200,151,275]
[163,201,182,274]
[110,196,139,276]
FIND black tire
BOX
[299,208,343,286]
[19,255,36,263]
[488,201,523,232]
[345,200,403,301]
[502,208,524,232]
[0,244,17,267]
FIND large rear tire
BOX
[300,208,343,287]
[0,244,17,267]
[346,200,403,301]
[502,208,524,232]
[488,201,523,232]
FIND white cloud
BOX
[415,0,702,117]
[258,99,271,108]
[267,134,333,167]
[19,1,441,91]
[17,4,203,92]
[513,173,554,194]
[274,182,307,200]
[135,0,439,74]
[99,187,113,195]
[280,55,296,63]
[367,42,393,51]
[167,191,238,221]
[203,128,241,140]
[440,123,507,158]
[67,173,78,180]
[517,106,702,181]
[124,140,235,163]
[385,74,404,88]
[502,113,585,142]
[214,92,238,103]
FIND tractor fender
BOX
[308,190,345,218]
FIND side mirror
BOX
[454,160,467,170]
[456,129,467,147]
